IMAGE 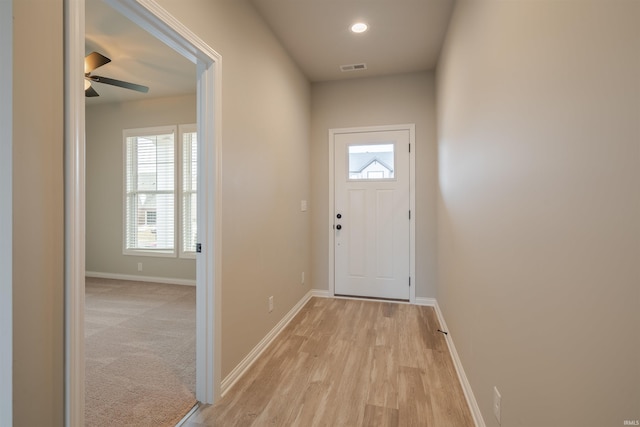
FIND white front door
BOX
[333,128,411,300]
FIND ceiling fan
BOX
[84,51,149,97]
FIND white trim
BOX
[66,1,223,425]
[0,0,12,424]
[85,271,196,287]
[328,124,416,303]
[310,289,332,298]
[433,302,486,427]
[408,125,416,303]
[107,0,218,65]
[195,48,224,405]
[220,291,314,396]
[328,132,335,296]
[65,0,87,425]
[121,250,177,258]
[414,297,437,306]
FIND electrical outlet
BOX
[301,272,305,285]
[493,386,502,425]
[300,200,308,212]
[268,296,274,313]
[137,262,143,272]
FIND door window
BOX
[348,143,395,180]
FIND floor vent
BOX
[340,63,367,72]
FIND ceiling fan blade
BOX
[85,52,111,74]
[89,75,149,93]
[85,85,100,97]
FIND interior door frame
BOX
[0,0,12,424]
[64,0,223,425]
[328,124,416,303]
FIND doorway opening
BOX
[64,0,222,424]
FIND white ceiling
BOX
[85,0,454,104]
[250,0,455,82]
[85,0,195,105]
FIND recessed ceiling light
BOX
[351,22,368,33]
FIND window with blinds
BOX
[123,124,197,258]
[180,124,197,257]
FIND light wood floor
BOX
[184,297,474,427]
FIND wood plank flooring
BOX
[184,297,474,427]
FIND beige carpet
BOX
[85,277,196,427]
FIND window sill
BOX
[123,249,177,258]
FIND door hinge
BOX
[409,277,411,287]
[196,243,202,253]
[409,210,411,220]
[409,143,411,153]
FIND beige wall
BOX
[86,95,197,281]
[154,0,311,377]
[12,0,65,425]
[310,72,438,298]
[12,0,310,419]
[436,1,640,426]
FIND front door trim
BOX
[328,124,415,303]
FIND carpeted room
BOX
[84,278,196,426]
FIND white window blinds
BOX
[125,127,176,254]
[181,125,197,256]
[123,125,197,258]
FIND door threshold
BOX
[334,294,410,303]
[175,402,200,427]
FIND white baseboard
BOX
[415,297,437,306]
[433,301,486,427]
[310,289,332,298]
[85,271,196,287]
[220,290,314,396]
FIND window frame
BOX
[122,125,178,257]
[122,125,199,259]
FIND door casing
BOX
[64,1,223,425]
[0,0,12,424]
[328,124,416,303]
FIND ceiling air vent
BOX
[340,63,367,72]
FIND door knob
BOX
[336,224,342,230]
